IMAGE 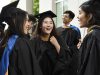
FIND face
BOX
[77,8,89,28]
[28,21,33,30]
[23,15,30,34]
[41,17,54,35]
[62,13,72,24]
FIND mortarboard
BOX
[0,13,6,30]
[34,10,57,19]
[0,0,19,24]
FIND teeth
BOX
[48,28,50,29]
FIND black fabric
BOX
[31,36,71,75]
[8,37,43,75]
[0,0,19,24]
[57,27,79,75]
[34,10,57,19]
[78,25,100,75]
[0,45,5,61]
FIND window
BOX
[56,0,68,27]
[56,0,63,27]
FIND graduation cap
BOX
[34,10,57,19]
[0,0,19,24]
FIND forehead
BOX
[79,8,84,12]
[63,13,69,17]
[43,17,52,21]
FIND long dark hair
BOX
[0,29,4,39]
[35,16,58,38]
[0,8,28,47]
[80,0,100,26]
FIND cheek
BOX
[41,26,46,32]
[79,15,88,27]
[51,24,54,28]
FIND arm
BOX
[50,36,60,53]
[53,37,72,75]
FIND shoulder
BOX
[14,37,31,48]
[70,25,80,31]
[70,25,78,29]
[56,27,63,32]
[92,28,100,40]
[84,28,100,42]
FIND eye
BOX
[43,21,47,24]
[50,22,53,24]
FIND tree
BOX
[33,0,39,15]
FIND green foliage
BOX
[33,0,39,15]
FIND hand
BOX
[50,36,60,53]
[5,69,8,75]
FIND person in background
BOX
[31,10,71,75]
[57,10,80,75]
[77,0,100,75]
[0,1,42,75]
[27,14,36,38]
[61,10,81,40]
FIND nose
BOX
[47,23,50,27]
[27,21,30,26]
[77,15,80,19]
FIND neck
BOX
[64,23,70,26]
[41,34,50,41]
[63,23,70,28]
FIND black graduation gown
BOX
[78,25,100,75]
[31,36,71,75]
[8,36,43,75]
[57,27,79,75]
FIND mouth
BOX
[46,27,52,30]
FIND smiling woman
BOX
[78,0,100,75]
[31,10,71,75]
[0,1,42,75]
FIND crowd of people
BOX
[0,0,100,75]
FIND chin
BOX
[79,23,86,28]
[43,32,50,35]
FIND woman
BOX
[31,10,71,75]
[0,1,42,75]
[77,0,100,75]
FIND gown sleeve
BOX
[8,38,43,75]
[52,37,72,75]
[78,30,100,75]
[8,38,20,75]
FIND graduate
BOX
[27,14,36,38]
[0,1,42,75]
[31,10,71,75]
[77,0,100,75]
[57,11,79,75]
